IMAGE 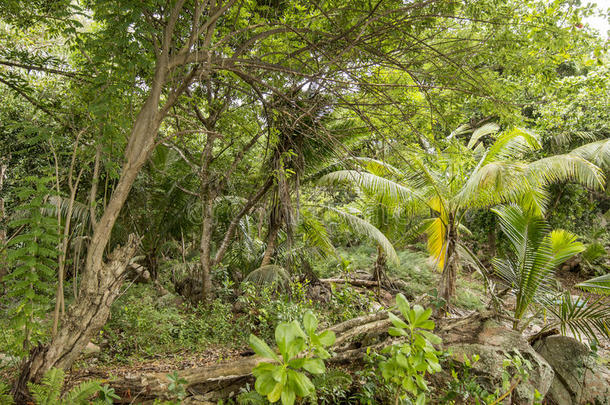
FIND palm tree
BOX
[320,124,604,306]
[492,204,610,341]
[492,204,584,330]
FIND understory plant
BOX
[249,311,336,405]
[4,177,59,353]
[442,352,541,405]
[27,367,116,405]
[493,204,610,340]
[377,293,442,404]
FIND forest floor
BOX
[2,247,608,403]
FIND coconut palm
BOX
[492,204,610,341]
[320,124,605,306]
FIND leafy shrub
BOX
[376,293,442,404]
[103,285,249,361]
[326,284,372,324]
[310,369,353,405]
[440,351,538,404]
[249,311,335,405]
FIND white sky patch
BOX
[585,2,609,38]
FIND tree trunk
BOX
[0,161,7,288]
[199,197,214,303]
[260,219,280,267]
[16,58,168,394]
[16,235,139,395]
[439,219,458,307]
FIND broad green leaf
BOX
[281,387,296,405]
[249,334,279,361]
[302,358,325,374]
[316,330,336,347]
[396,293,411,318]
[268,382,283,403]
[388,312,408,329]
[388,327,408,337]
[287,369,314,397]
[303,311,317,335]
[255,371,277,396]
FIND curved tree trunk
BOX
[19,236,139,385]
[15,58,169,398]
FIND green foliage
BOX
[377,294,442,404]
[493,205,610,341]
[0,381,14,405]
[441,351,535,404]
[310,369,353,405]
[95,385,120,405]
[249,311,336,405]
[27,367,108,405]
[4,176,59,353]
[166,371,188,400]
[492,204,585,329]
[103,285,250,361]
[575,273,610,295]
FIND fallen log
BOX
[107,310,398,403]
[320,277,381,288]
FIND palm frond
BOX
[455,161,531,208]
[483,127,541,164]
[243,265,290,288]
[575,274,610,295]
[425,217,447,270]
[318,170,420,205]
[298,210,337,259]
[322,205,399,265]
[527,154,604,190]
[467,122,500,149]
[571,138,610,168]
[348,157,401,176]
[551,131,598,149]
[545,293,610,343]
[545,230,585,269]
[492,204,549,260]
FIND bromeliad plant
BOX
[377,293,442,405]
[492,204,610,341]
[249,311,336,405]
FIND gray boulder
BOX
[441,316,554,404]
[533,335,610,405]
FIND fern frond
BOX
[62,380,102,404]
[28,368,64,405]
